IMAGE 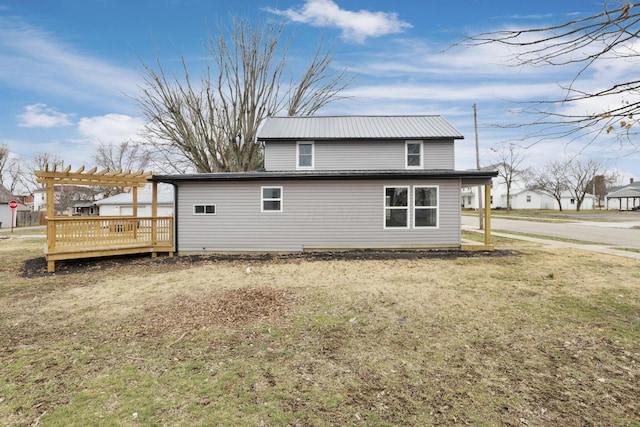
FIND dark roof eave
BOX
[152,170,498,184]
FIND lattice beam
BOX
[35,165,152,187]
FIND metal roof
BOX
[153,169,497,184]
[607,188,640,198]
[257,115,464,140]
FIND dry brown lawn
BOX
[1,234,639,426]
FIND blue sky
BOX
[1,0,638,184]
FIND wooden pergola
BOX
[35,165,174,272]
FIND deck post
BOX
[132,186,138,239]
[484,184,492,246]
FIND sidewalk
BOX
[0,225,46,238]
[464,226,640,261]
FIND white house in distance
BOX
[95,192,174,217]
[461,168,595,210]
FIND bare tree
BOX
[457,2,640,149]
[136,16,353,173]
[566,159,604,211]
[27,152,64,191]
[0,144,8,186]
[490,144,529,210]
[91,140,153,196]
[92,140,152,172]
[529,160,568,211]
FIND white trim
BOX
[193,204,216,215]
[413,185,439,228]
[296,141,315,170]
[405,140,423,169]
[383,185,410,229]
[261,186,283,212]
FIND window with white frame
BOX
[384,186,409,228]
[193,204,216,215]
[297,142,314,169]
[526,195,531,203]
[414,186,438,228]
[405,141,423,168]
[262,186,283,212]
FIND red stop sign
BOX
[9,200,17,209]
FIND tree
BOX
[92,140,152,173]
[91,140,153,196]
[528,160,568,211]
[0,144,9,186]
[566,159,605,211]
[458,2,640,149]
[27,152,65,191]
[136,16,353,173]
[490,144,529,211]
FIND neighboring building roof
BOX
[95,192,174,206]
[607,188,640,198]
[0,185,13,203]
[257,115,464,140]
[153,169,497,185]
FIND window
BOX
[262,186,283,212]
[526,195,532,203]
[297,142,314,169]
[414,186,438,228]
[384,186,409,228]
[406,141,423,168]
[194,204,216,215]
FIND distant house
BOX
[461,166,529,210]
[606,179,640,210]
[95,192,174,217]
[462,169,596,211]
[32,185,97,215]
[0,185,28,228]
[152,115,497,253]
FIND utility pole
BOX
[474,104,484,230]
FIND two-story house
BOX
[152,115,497,253]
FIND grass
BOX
[1,237,639,426]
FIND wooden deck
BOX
[45,216,174,272]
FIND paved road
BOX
[462,214,640,251]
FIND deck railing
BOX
[46,216,173,260]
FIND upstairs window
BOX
[262,186,283,212]
[297,142,314,169]
[384,186,409,228]
[406,141,423,168]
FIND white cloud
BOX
[266,0,412,43]
[17,103,73,128]
[77,114,145,144]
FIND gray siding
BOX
[424,141,455,169]
[176,179,461,252]
[264,140,454,171]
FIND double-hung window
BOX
[297,142,314,169]
[384,186,409,228]
[262,186,283,212]
[406,141,423,168]
[414,186,438,228]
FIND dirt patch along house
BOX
[153,115,497,253]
